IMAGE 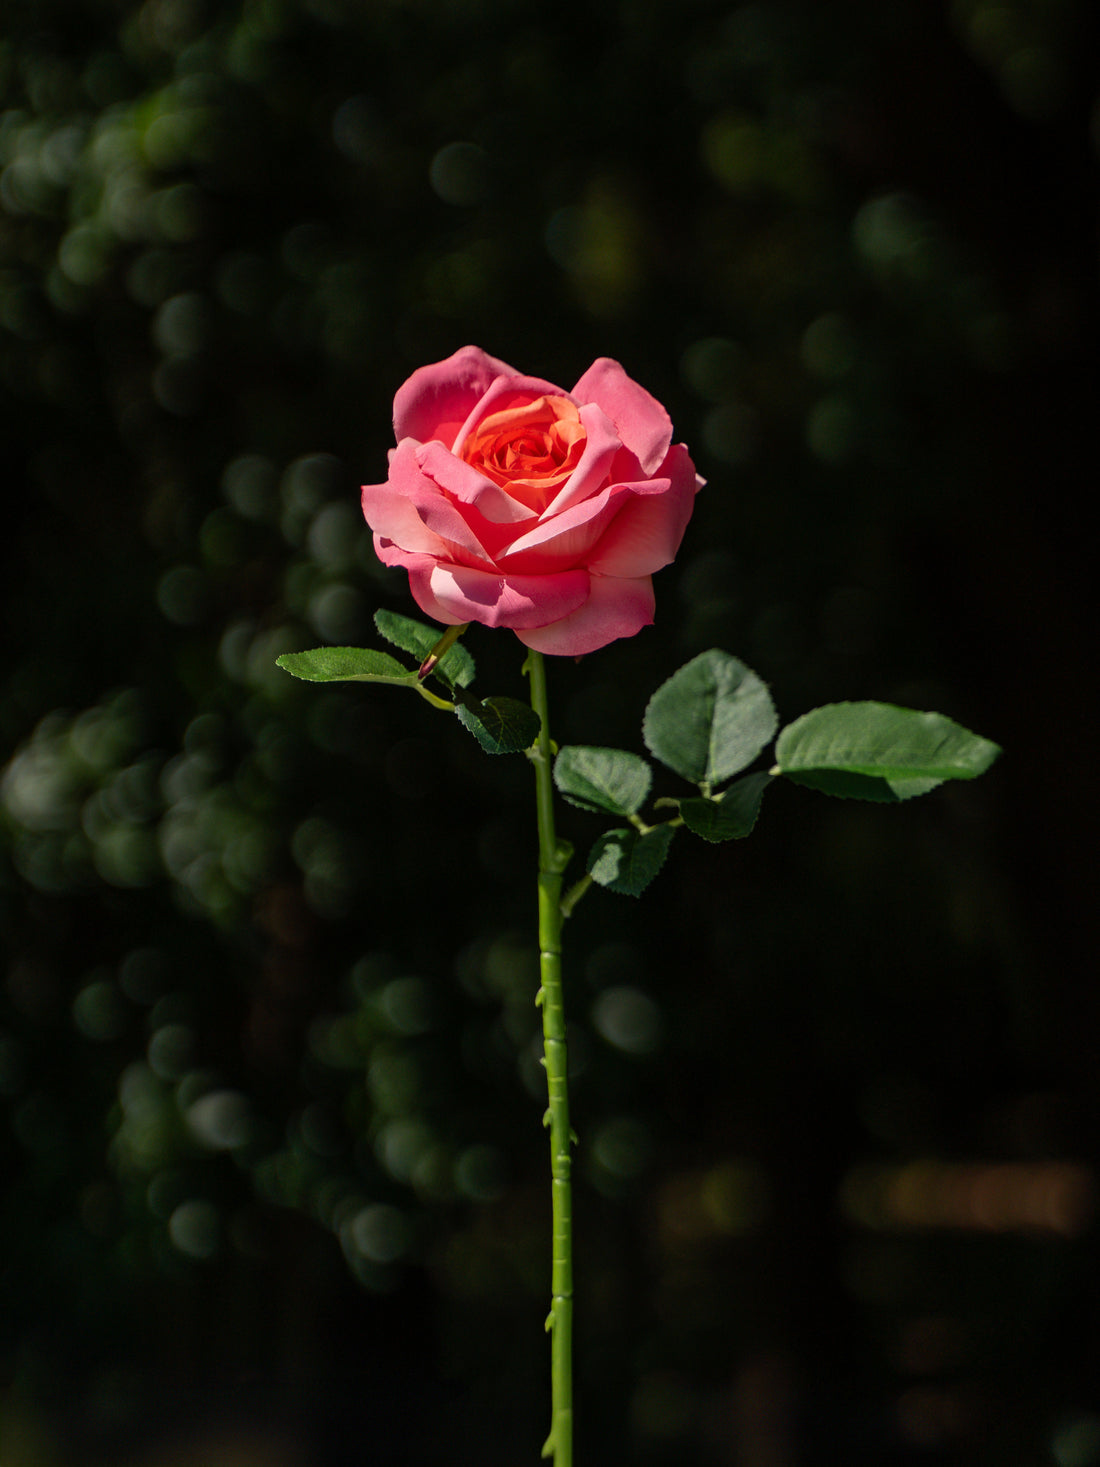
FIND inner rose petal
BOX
[458,394,587,512]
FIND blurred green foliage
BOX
[2,0,1098,1462]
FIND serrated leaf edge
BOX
[586,824,675,897]
[553,745,653,819]
[775,701,1001,781]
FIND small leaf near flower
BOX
[276,647,412,682]
[456,695,541,755]
[554,746,652,818]
[586,825,675,897]
[643,650,778,787]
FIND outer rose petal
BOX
[515,574,656,656]
[365,440,514,567]
[377,551,467,623]
[373,532,427,570]
[585,444,700,578]
[571,358,672,476]
[361,483,450,558]
[408,561,591,630]
[362,442,497,564]
[393,345,516,448]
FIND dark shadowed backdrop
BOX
[2,0,1098,1462]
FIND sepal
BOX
[374,609,476,689]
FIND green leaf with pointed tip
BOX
[774,702,1000,800]
[455,696,540,755]
[276,646,412,682]
[680,771,773,841]
[373,609,476,688]
[553,746,652,818]
[643,649,777,787]
[586,824,675,897]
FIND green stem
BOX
[526,650,574,1467]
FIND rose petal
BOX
[515,574,656,656]
[450,372,573,459]
[571,358,672,476]
[372,533,426,570]
[538,401,623,517]
[368,440,517,568]
[370,550,463,625]
[585,444,700,577]
[393,345,516,448]
[409,562,591,630]
[459,395,587,511]
[498,481,633,572]
[361,448,453,558]
[416,440,539,526]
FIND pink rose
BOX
[361,346,702,656]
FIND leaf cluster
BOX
[278,636,999,901]
[276,612,540,755]
[553,650,1000,898]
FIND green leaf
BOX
[553,746,652,818]
[680,771,772,841]
[774,702,1000,800]
[373,609,476,688]
[276,646,412,682]
[642,649,778,787]
[455,696,540,755]
[586,824,675,897]
[774,769,945,802]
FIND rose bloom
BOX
[361,346,702,656]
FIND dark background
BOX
[2,0,1098,1462]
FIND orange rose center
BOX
[459,394,586,512]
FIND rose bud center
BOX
[459,394,588,512]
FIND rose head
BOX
[361,346,702,656]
